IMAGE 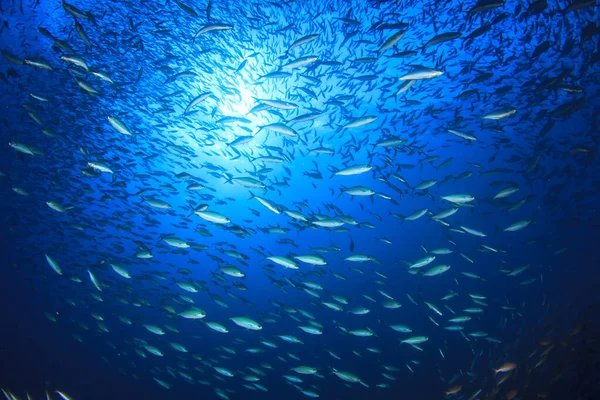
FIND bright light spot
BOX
[220,78,255,116]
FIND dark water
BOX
[1,0,600,399]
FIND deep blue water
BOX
[1,0,600,399]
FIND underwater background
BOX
[1,0,600,399]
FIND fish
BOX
[333,164,372,177]
[287,34,319,53]
[195,211,231,224]
[493,362,517,375]
[505,220,531,232]
[282,55,318,69]
[448,129,477,141]
[194,23,233,39]
[342,116,378,129]
[178,308,206,319]
[399,67,444,80]
[377,30,407,52]
[107,116,132,136]
[44,254,63,275]
[401,336,429,344]
[87,270,102,292]
[482,108,517,120]
[110,264,131,279]
[423,265,451,277]
[231,317,262,330]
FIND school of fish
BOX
[1,0,599,399]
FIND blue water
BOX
[1,0,600,399]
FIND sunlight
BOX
[219,78,255,116]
